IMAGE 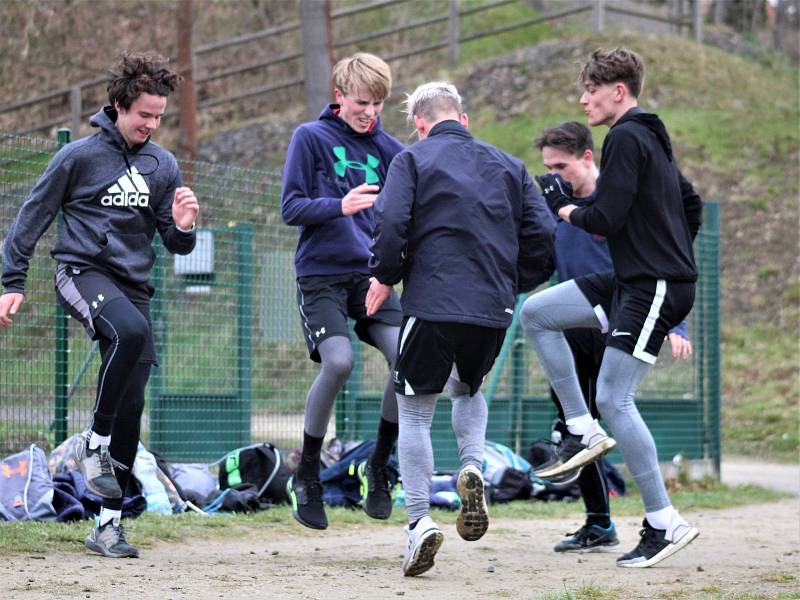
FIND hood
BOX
[89,106,150,153]
[318,103,384,137]
[615,107,674,162]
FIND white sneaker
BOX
[456,465,489,541]
[402,515,444,577]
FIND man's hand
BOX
[534,173,574,214]
[365,277,392,316]
[0,292,25,329]
[667,332,693,360]
[173,186,200,231]
[342,183,379,216]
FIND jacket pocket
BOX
[94,232,155,284]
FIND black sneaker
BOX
[85,520,139,558]
[75,438,123,499]
[358,460,395,520]
[617,514,699,568]
[287,475,327,530]
[554,522,620,553]
[533,420,615,480]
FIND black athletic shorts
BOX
[296,272,402,362]
[54,264,157,364]
[393,316,506,397]
[575,271,694,365]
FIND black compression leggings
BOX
[90,297,149,436]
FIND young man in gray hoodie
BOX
[0,51,199,558]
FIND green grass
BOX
[0,480,784,556]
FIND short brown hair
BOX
[332,53,392,101]
[107,51,181,110]
[534,121,594,157]
[579,47,645,98]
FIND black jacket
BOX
[369,120,554,329]
[570,107,703,284]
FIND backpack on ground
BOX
[0,444,57,521]
[320,440,399,508]
[218,443,290,505]
[482,440,533,503]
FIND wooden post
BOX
[692,0,703,43]
[301,0,333,121]
[177,0,197,160]
[593,0,606,34]
[448,0,460,67]
[69,86,82,139]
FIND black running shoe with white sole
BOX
[456,465,489,541]
[288,475,328,530]
[533,420,615,480]
[554,522,620,553]
[85,521,139,558]
[617,514,699,568]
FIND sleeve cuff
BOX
[176,221,196,233]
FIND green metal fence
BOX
[0,130,720,472]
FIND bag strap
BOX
[22,444,36,519]
[256,445,281,498]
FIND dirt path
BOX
[4,499,799,600]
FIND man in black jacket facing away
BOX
[521,47,703,568]
[367,81,554,577]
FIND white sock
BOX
[99,507,121,527]
[88,431,111,450]
[565,414,594,436]
[645,505,676,531]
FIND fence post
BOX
[300,0,333,121]
[236,224,253,440]
[592,0,606,34]
[704,202,721,476]
[692,0,703,43]
[177,0,198,160]
[448,0,460,67]
[69,87,81,140]
[54,128,71,446]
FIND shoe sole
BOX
[403,529,444,577]
[554,541,620,553]
[617,527,699,568]
[456,468,489,541]
[84,539,139,559]
[534,437,616,479]
[74,445,122,499]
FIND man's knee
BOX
[321,352,354,381]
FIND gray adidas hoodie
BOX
[1,106,196,293]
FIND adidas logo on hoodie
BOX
[101,166,150,207]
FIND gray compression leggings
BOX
[520,280,670,512]
[304,323,399,438]
[397,374,488,522]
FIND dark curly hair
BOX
[579,47,645,98]
[107,51,182,110]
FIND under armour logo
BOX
[332,146,380,184]
[97,294,104,302]
[544,185,555,194]
[315,327,326,338]
[1,459,28,478]
[92,301,98,309]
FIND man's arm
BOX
[678,170,703,241]
[569,129,641,236]
[517,169,556,293]
[369,152,416,286]
[280,128,362,226]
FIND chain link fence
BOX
[0,131,720,471]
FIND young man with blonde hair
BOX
[522,47,703,568]
[281,52,404,530]
[368,81,554,576]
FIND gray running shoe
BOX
[75,438,124,499]
[85,521,140,558]
[533,420,615,480]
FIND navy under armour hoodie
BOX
[281,104,404,277]
[1,106,196,293]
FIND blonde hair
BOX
[404,81,463,123]
[331,53,392,100]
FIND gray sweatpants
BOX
[520,280,670,512]
[397,372,487,522]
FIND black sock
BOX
[297,431,324,480]
[408,519,418,530]
[371,418,399,466]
